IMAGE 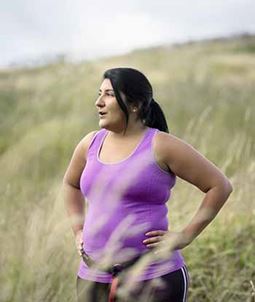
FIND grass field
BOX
[0,34,254,301]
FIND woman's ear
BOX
[131,102,142,113]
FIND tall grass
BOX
[0,35,254,301]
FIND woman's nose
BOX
[95,95,104,108]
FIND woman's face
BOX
[95,78,128,132]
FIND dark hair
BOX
[102,67,169,133]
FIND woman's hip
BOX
[76,265,190,302]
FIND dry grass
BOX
[0,35,254,301]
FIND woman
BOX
[63,67,233,302]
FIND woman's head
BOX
[96,67,169,133]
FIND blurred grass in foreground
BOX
[0,35,254,301]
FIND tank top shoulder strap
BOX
[136,127,158,155]
[86,128,107,159]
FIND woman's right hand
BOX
[75,229,84,257]
[75,230,95,267]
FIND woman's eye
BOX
[98,93,115,97]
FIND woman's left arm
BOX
[144,132,233,250]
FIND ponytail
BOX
[143,98,169,133]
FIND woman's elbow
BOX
[223,178,233,196]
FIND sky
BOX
[1,0,255,68]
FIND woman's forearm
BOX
[181,182,233,244]
[62,181,85,236]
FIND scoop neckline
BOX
[97,127,151,165]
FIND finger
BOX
[146,243,160,248]
[76,239,83,249]
[79,250,87,258]
[143,236,162,244]
[145,230,167,236]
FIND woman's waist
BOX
[83,219,168,250]
[80,246,185,277]
[83,231,150,256]
[82,227,172,265]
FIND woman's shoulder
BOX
[153,130,186,150]
[153,130,192,163]
[63,130,99,187]
[79,130,99,154]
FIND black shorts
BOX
[76,265,190,302]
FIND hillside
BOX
[0,35,254,301]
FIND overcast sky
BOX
[1,0,255,68]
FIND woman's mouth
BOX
[99,112,107,118]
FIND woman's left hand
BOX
[143,230,191,252]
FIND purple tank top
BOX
[77,127,185,283]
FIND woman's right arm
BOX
[62,130,97,254]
